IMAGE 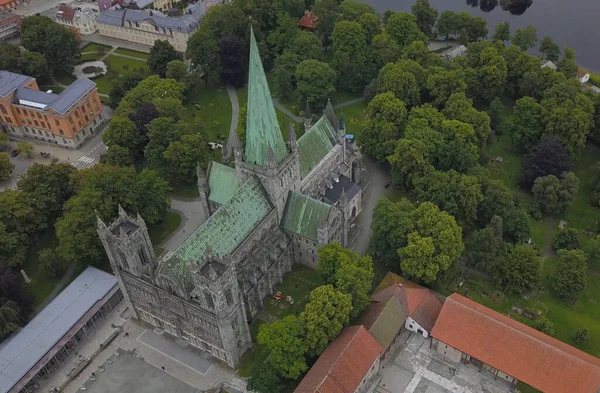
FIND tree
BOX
[539,36,560,62]
[148,40,182,77]
[520,67,566,100]
[0,42,20,72]
[532,172,579,215]
[398,201,464,283]
[502,45,542,98]
[162,134,210,185]
[572,327,589,344]
[426,69,467,109]
[492,21,511,42]
[331,21,370,91]
[552,228,580,251]
[165,60,188,82]
[17,161,76,223]
[0,300,20,339]
[129,103,160,138]
[377,62,420,107]
[295,60,336,111]
[385,12,428,49]
[20,16,79,73]
[116,76,184,117]
[18,50,48,79]
[468,46,508,102]
[557,47,578,79]
[272,52,299,100]
[358,13,381,44]
[0,265,32,318]
[370,197,415,268]
[145,117,185,170]
[16,141,33,158]
[506,96,544,152]
[217,35,249,87]
[289,31,324,62]
[300,285,352,356]
[257,315,308,379]
[312,0,339,48]
[0,153,14,181]
[186,30,221,85]
[519,138,572,189]
[443,93,491,147]
[489,98,504,131]
[267,12,300,56]
[552,249,588,303]
[38,248,64,279]
[464,216,508,273]
[100,145,135,167]
[247,363,284,393]
[339,0,376,22]
[56,165,171,266]
[370,33,401,71]
[109,73,144,109]
[333,20,366,54]
[358,92,407,162]
[411,0,438,37]
[512,25,538,51]
[534,317,555,336]
[584,234,600,269]
[317,243,373,317]
[436,10,459,39]
[493,245,541,294]
[102,117,145,161]
[414,170,483,228]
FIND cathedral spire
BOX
[245,26,287,167]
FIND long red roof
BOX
[431,294,600,393]
[294,326,381,393]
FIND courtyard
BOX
[377,332,514,393]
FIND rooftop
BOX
[161,176,273,291]
[56,3,76,22]
[323,175,360,204]
[431,293,600,393]
[0,267,118,393]
[207,161,238,206]
[0,70,33,98]
[373,272,443,331]
[357,295,406,354]
[298,11,316,29]
[294,326,381,393]
[281,192,331,241]
[297,116,337,179]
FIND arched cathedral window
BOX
[204,291,214,309]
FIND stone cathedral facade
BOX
[97,29,362,368]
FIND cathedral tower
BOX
[235,27,301,219]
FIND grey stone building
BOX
[97,28,362,369]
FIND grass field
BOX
[184,85,232,142]
[170,183,200,199]
[81,43,112,53]
[114,48,150,60]
[79,51,104,62]
[22,231,62,308]
[91,55,150,95]
[237,320,268,377]
[148,211,182,256]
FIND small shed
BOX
[298,11,316,30]
[441,44,467,61]
[541,60,558,70]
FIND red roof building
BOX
[298,11,316,30]
[372,272,443,336]
[431,294,600,393]
[294,326,382,393]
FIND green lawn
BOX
[114,47,150,60]
[184,85,232,142]
[147,211,182,256]
[170,183,200,199]
[91,55,150,95]
[79,51,104,62]
[262,265,323,319]
[82,42,112,53]
[55,72,76,86]
[339,100,367,137]
[22,230,62,308]
[237,320,269,377]
[330,89,362,106]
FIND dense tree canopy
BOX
[148,40,183,77]
[464,216,508,273]
[411,0,438,37]
[295,60,337,110]
[493,245,541,294]
[519,138,572,190]
[492,21,511,42]
[377,62,420,107]
[385,12,428,49]
[257,315,308,379]
[552,228,580,251]
[0,153,14,182]
[511,25,538,51]
[552,249,588,304]
[300,285,352,356]
[532,172,579,215]
[539,36,560,62]
[506,96,544,151]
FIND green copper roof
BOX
[163,176,273,290]
[297,116,337,178]
[281,192,331,241]
[245,27,288,167]
[208,161,239,205]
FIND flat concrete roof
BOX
[0,267,117,393]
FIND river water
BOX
[364,0,600,71]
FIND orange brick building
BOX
[0,71,104,149]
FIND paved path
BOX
[161,197,208,252]
[333,97,365,110]
[224,86,240,163]
[352,156,392,256]
[273,98,303,122]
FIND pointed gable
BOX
[245,27,287,167]
[281,192,331,241]
[297,116,337,178]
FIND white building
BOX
[541,59,558,70]
[55,4,99,35]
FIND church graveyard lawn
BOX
[22,230,62,308]
[184,85,232,143]
[170,182,200,199]
[114,47,150,60]
[262,265,324,320]
[338,100,367,137]
[147,210,182,257]
[237,320,269,377]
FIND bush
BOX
[572,327,589,344]
[552,228,580,251]
[534,317,554,336]
[16,141,34,158]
